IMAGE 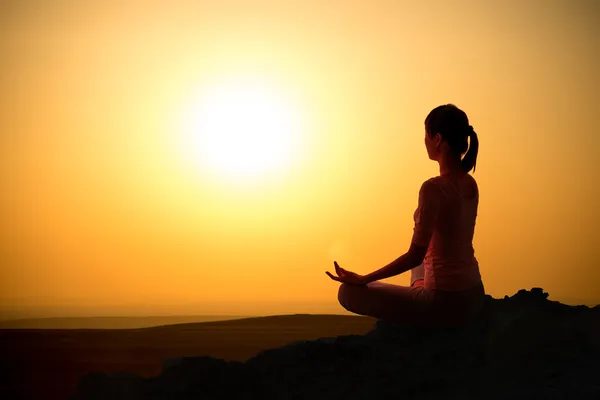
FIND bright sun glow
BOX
[178,76,303,183]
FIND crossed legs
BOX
[337,264,429,324]
[338,279,433,325]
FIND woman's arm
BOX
[362,243,428,284]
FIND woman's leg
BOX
[338,282,433,324]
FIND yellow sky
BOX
[1,0,599,318]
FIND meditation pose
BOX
[326,104,486,327]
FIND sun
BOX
[178,76,303,184]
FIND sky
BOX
[1,0,599,319]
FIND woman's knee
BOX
[337,283,348,309]
[338,283,368,314]
[337,283,356,311]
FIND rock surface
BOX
[73,288,600,399]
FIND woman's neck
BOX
[438,152,464,177]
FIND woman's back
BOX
[423,173,482,291]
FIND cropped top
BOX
[411,174,483,291]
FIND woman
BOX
[326,104,486,327]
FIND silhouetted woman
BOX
[326,104,485,327]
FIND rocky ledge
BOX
[74,288,600,399]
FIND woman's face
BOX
[424,130,439,161]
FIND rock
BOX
[77,371,145,400]
[146,356,245,399]
[73,288,600,400]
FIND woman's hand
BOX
[326,261,367,286]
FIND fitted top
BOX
[411,174,483,291]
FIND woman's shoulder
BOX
[420,176,439,188]
[423,174,479,199]
[419,177,446,198]
[422,176,448,190]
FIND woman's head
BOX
[424,104,478,173]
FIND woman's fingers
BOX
[334,261,344,276]
[325,271,342,282]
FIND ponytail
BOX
[461,126,479,173]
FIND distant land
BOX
[0,315,252,329]
[1,314,375,400]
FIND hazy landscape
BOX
[1,314,375,399]
[0,315,250,330]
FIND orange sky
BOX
[1,0,599,319]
